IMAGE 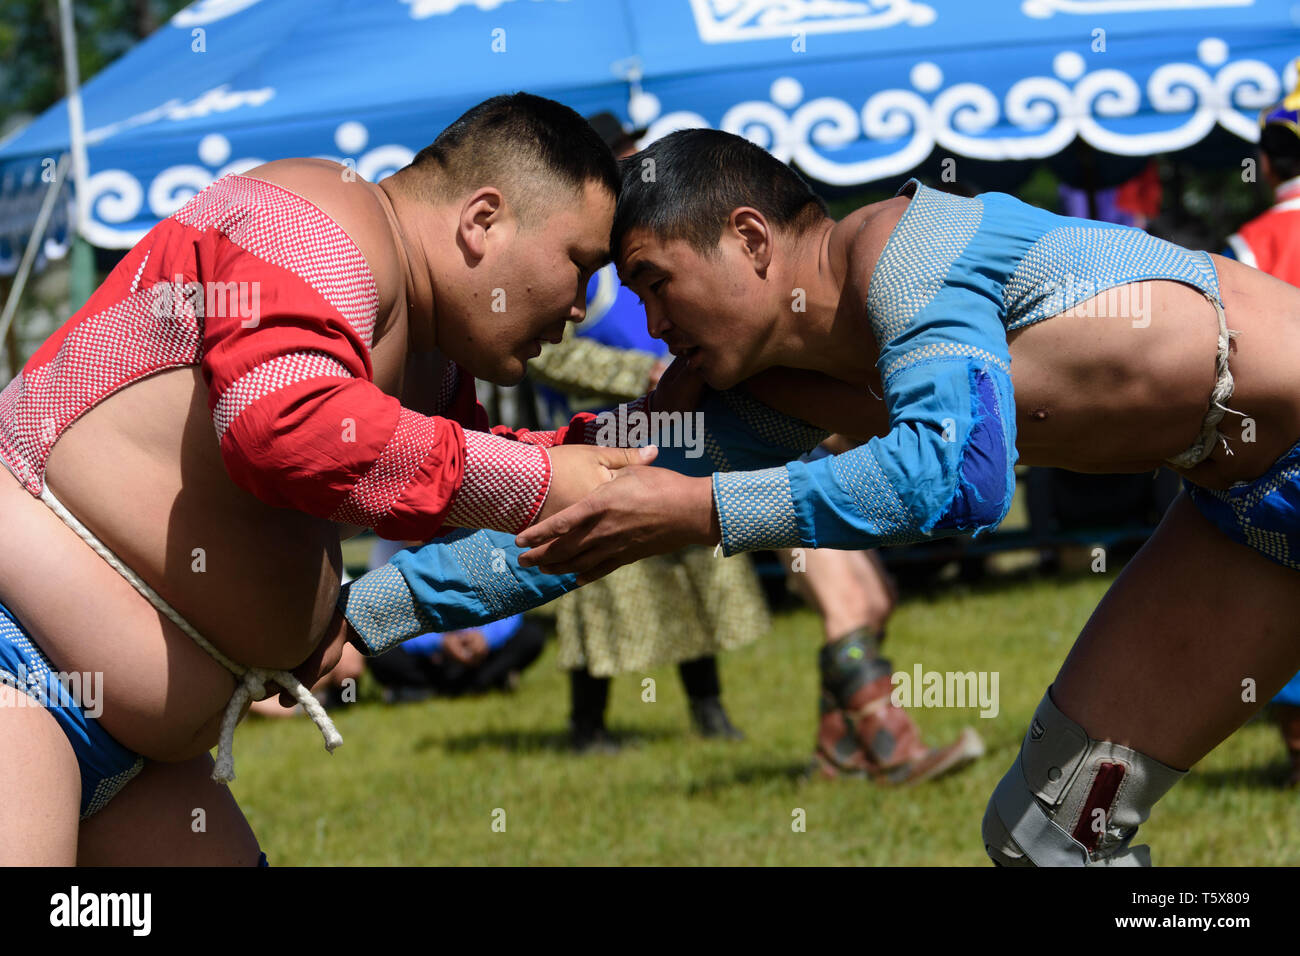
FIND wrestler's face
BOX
[444,179,615,386]
[616,227,774,390]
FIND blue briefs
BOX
[1183,437,1300,573]
[0,597,143,819]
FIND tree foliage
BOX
[0,0,190,130]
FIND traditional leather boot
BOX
[813,628,984,784]
[689,696,746,740]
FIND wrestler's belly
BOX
[0,367,345,761]
[1008,269,1300,488]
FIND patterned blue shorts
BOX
[0,597,143,819]
[1183,436,1300,572]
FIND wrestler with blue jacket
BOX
[496,129,1300,866]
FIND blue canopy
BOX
[2,0,1297,266]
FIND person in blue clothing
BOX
[514,128,1300,864]
[251,611,542,713]
[254,537,546,715]
[523,114,979,779]
[365,614,545,701]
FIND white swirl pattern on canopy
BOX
[634,40,1288,184]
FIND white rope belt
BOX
[40,485,342,783]
[1165,292,1244,470]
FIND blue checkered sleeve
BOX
[339,528,578,655]
[713,354,1017,555]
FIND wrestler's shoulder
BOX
[831,195,911,297]
[238,158,404,304]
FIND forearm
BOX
[338,528,579,655]
[711,359,1017,555]
[588,389,828,479]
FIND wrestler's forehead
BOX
[545,181,615,257]
[616,229,693,276]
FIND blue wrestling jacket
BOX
[713,178,1220,555]
[341,180,1221,651]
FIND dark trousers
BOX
[569,656,721,730]
[368,618,547,697]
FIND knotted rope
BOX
[40,485,341,783]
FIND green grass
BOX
[232,567,1300,865]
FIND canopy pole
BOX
[0,155,70,367]
[58,0,96,312]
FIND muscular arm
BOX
[739,367,889,443]
[465,356,832,474]
[712,229,1018,554]
[338,379,830,653]
[197,165,553,540]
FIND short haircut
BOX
[1261,123,1300,183]
[612,128,828,256]
[395,93,620,223]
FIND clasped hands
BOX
[523,356,720,583]
[519,357,890,582]
[271,361,884,702]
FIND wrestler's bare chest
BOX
[809,213,1300,490]
[1008,259,1300,487]
[0,305,438,760]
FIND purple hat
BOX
[1260,63,1300,138]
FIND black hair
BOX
[397,93,619,219]
[1261,123,1300,183]
[612,128,828,256]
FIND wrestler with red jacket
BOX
[0,94,652,864]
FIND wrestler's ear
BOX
[458,187,504,261]
[729,207,772,278]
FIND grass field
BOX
[233,564,1300,866]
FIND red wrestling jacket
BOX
[1226,176,1300,285]
[0,174,589,540]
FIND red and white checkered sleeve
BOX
[196,231,551,539]
[488,420,592,447]
[440,359,597,448]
